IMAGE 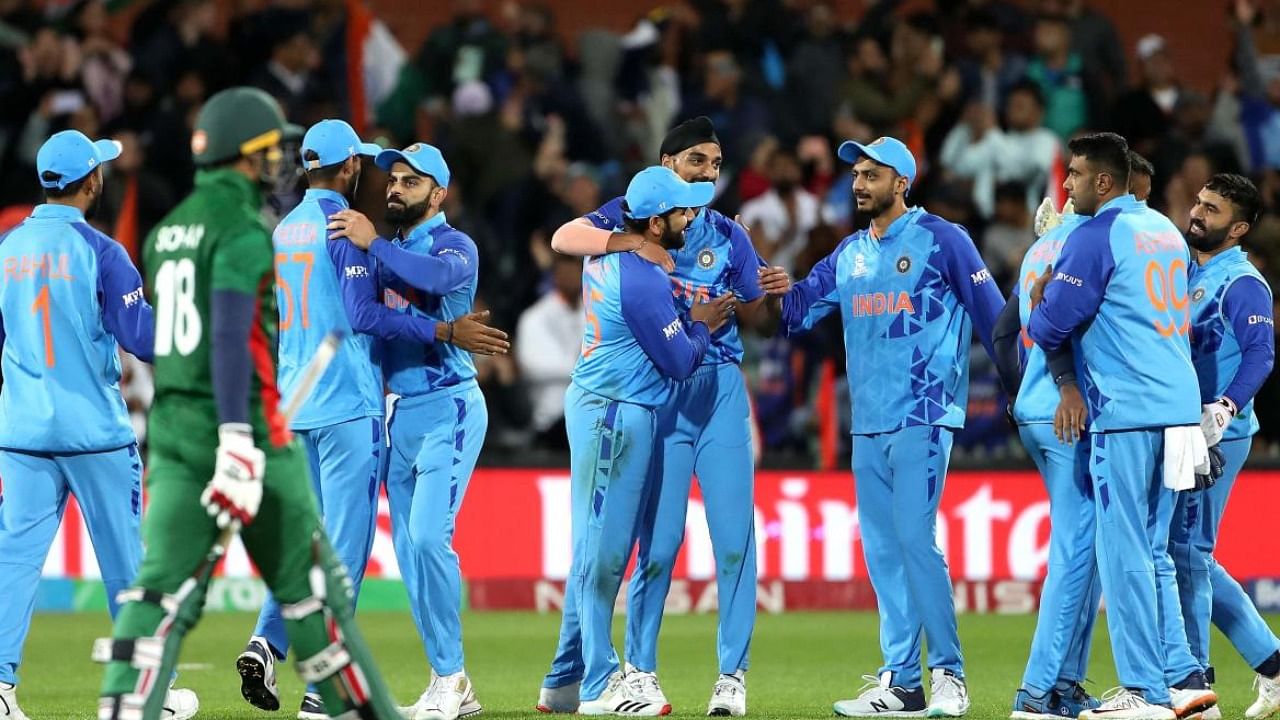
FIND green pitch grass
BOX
[18,611,1280,719]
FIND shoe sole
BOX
[927,709,968,718]
[536,704,578,714]
[296,711,325,720]
[834,710,926,718]
[236,655,280,712]
[1174,693,1218,720]
[1012,712,1061,720]
[707,707,745,717]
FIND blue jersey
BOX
[0,204,153,452]
[571,252,712,408]
[375,213,477,397]
[275,188,439,429]
[781,206,1004,434]
[1028,195,1200,431]
[1013,214,1085,424]
[1188,247,1274,440]
[584,198,765,366]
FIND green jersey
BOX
[143,168,289,452]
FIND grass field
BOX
[17,610,1280,719]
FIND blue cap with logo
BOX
[623,166,715,220]
[838,136,917,189]
[36,130,122,189]
[375,143,450,188]
[300,119,382,169]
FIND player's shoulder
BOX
[585,196,625,228]
[67,221,121,256]
[619,250,670,287]
[915,210,973,247]
[437,223,478,253]
[702,208,751,246]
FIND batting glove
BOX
[200,423,266,529]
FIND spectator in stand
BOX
[1111,34,1182,159]
[982,182,1034,290]
[954,7,1027,113]
[786,3,846,137]
[71,0,131,125]
[412,0,507,117]
[247,11,322,124]
[129,0,230,96]
[738,135,778,204]
[1046,0,1126,105]
[739,145,826,274]
[516,252,585,451]
[1025,12,1099,140]
[96,130,174,267]
[679,49,770,171]
[1229,0,1280,173]
[838,30,941,140]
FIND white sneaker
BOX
[1169,686,1217,719]
[1080,688,1175,720]
[625,665,669,710]
[0,682,31,720]
[297,692,326,720]
[236,636,280,711]
[415,672,480,720]
[162,687,199,720]
[536,682,580,713]
[927,670,969,718]
[401,674,438,718]
[834,674,927,717]
[579,671,670,716]
[707,674,746,717]
[1247,673,1280,719]
[1200,706,1221,720]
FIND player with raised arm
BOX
[993,193,1103,720]
[1026,132,1215,720]
[1170,174,1279,719]
[96,87,401,720]
[328,142,498,720]
[781,137,1005,719]
[0,130,195,720]
[539,117,790,717]
[235,120,508,720]
[540,166,733,716]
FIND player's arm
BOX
[725,218,789,335]
[328,236,439,344]
[779,237,848,337]
[991,292,1022,398]
[363,233,473,296]
[550,197,673,269]
[94,235,156,362]
[1219,275,1275,412]
[938,224,1005,361]
[621,263,712,381]
[1027,226,1113,352]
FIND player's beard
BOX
[659,217,686,250]
[346,165,361,202]
[857,188,895,220]
[386,197,429,226]
[1186,220,1231,253]
[85,184,102,220]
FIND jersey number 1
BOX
[31,284,54,367]
[154,258,202,356]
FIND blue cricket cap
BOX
[36,130,122,189]
[838,136,917,189]
[375,142,450,188]
[300,119,382,170]
[624,166,715,220]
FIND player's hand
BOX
[1194,444,1226,492]
[327,209,378,250]
[1030,264,1053,308]
[1200,398,1235,448]
[758,265,791,296]
[200,423,266,530]
[690,293,736,334]
[1054,382,1087,445]
[446,310,511,355]
[635,239,675,273]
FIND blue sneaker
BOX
[1056,683,1102,717]
[1011,688,1062,719]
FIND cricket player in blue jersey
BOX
[780,136,1004,718]
[539,165,734,717]
[538,117,790,717]
[0,130,195,720]
[1027,133,1216,720]
[992,196,1103,719]
[327,142,506,720]
[1169,173,1279,720]
[236,120,508,720]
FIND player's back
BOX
[144,168,289,449]
[1014,215,1084,424]
[571,252,676,409]
[381,220,478,397]
[274,189,381,430]
[0,205,135,452]
[1074,196,1199,430]
[1189,247,1271,439]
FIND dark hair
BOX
[1204,173,1262,226]
[995,181,1027,204]
[41,171,89,200]
[303,149,346,183]
[1006,79,1044,109]
[1067,132,1130,189]
[620,200,649,234]
[1128,150,1155,178]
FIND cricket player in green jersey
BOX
[95,87,399,720]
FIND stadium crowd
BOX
[3,0,1280,464]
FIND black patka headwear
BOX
[660,116,720,158]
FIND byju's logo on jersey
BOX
[853,253,868,278]
[697,249,716,269]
